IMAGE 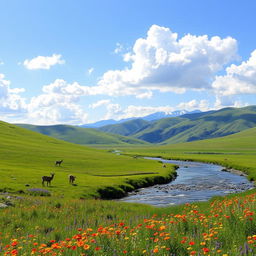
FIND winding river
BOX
[119,158,254,207]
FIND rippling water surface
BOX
[119,158,254,207]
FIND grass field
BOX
[0,121,176,199]
[0,122,255,255]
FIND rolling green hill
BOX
[16,124,149,145]
[99,119,150,136]
[161,106,256,144]
[121,126,256,181]
[160,126,256,152]
[0,121,175,198]
[99,106,256,144]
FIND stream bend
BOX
[119,157,254,207]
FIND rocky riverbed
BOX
[119,158,254,206]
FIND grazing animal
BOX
[68,174,76,184]
[42,173,55,186]
[55,160,63,166]
[162,164,166,168]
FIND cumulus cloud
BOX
[93,25,238,97]
[177,99,209,111]
[24,80,89,125]
[0,76,89,125]
[0,74,26,114]
[27,98,88,125]
[23,54,65,70]
[212,49,256,96]
[42,79,87,96]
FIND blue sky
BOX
[0,0,256,124]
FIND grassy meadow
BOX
[0,122,255,255]
[0,121,176,199]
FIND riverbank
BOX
[119,158,254,206]
[122,151,256,185]
[97,164,178,199]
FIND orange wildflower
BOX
[153,248,159,253]
[83,244,90,250]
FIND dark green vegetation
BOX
[0,121,176,199]
[16,123,148,145]
[99,106,256,144]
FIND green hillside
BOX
[121,127,256,181]
[135,106,256,144]
[16,124,149,145]
[97,106,256,144]
[160,126,256,152]
[0,121,175,198]
[99,119,149,136]
[134,117,187,143]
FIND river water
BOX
[118,158,254,207]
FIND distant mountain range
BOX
[81,110,201,128]
[98,106,256,144]
[15,106,256,145]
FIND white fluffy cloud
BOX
[212,50,256,96]
[25,80,89,125]
[42,79,88,96]
[177,99,209,111]
[27,98,88,125]
[0,74,26,114]
[93,25,238,97]
[0,76,89,125]
[23,54,65,70]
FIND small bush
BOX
[55,202,62,208]
[97,186,126,199]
